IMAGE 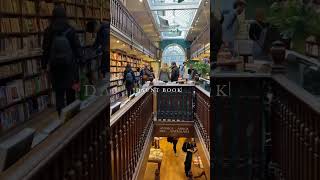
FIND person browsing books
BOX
[42,5,82,116]
[86,20,110,78]
[123,64,135,97]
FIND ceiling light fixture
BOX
[139,0,143,2]
[116,40,120,43]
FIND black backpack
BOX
[49,28,73,66]
[125,70,134,83]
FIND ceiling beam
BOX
[150,3,199,11]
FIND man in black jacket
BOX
[42,5,82,116]
[86,20,110,78]
[170,62,180,82]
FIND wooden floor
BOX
[143,138,208,180]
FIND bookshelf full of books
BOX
[0,0,110,136]
[110,51,149,104]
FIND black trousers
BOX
[55,88,76,115]
[185,161,191,176]
[126,84,134,97]
[173,141,177,153]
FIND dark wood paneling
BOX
[155,86,194,121]
[212,75,269,180]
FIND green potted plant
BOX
[192,61,210,79]
[267,0,320,52]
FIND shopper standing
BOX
[182,138,197,177]
[86,20,109,78]
[222,0,246,57]
[42,5,82,116]
[140,64,153,85]
[150,67,155,80]
[181,62,189,79]
[159,63,170,82]
[188,64,198,80]
[249,8,270,60]
[123,64,135,97]
[211,12,224,71]
[170,62,180,82]
[172,137,179,157]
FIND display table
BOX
[148,148,163,171]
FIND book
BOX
[0,128,35,171]
[0,104,25,132]
[22,1,36,15]
[5,80,24,103]
[0,87,7,107]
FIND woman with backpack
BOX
[249,8,270,60]
[42,5,82,116]
[123,64,135,97]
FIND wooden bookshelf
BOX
[0,0,110,136]
[110,51,150,103]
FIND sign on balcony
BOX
[153,121,194,137]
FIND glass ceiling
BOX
[148,0,202,39]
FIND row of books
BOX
[0,63,22,79]
[1,18,40,33]
[110,85,125,95]
[24,59,41,76]
[39,2,55,16]
[21,1,36,15]
[1,18,20,33]
[22,19,38,33]
[110,73,124,81]
[39,19,49,32]
[25,74,49,97]
[0,0,20,14]
[0,38,21,55]
[0,104,25,132]
[0,80,24,107]
[25,95,49,119]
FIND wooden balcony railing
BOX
[0,96,110,180]
[110,90,153,180]
[154,85,194,121]
[194,86,211,155]
[269,75,320,180]
[110,0,158,58]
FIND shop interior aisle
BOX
[143,138,207,180]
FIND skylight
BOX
[148,0,202,39]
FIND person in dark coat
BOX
[182,138,197,177]
[42,5,82,116]
[86,20,109,78]
[211,12,223,71]
[249,8,270,60]
[140,64,153,85]
[170,62,180,82]
[172,137,179,156]
[123,64,135,97]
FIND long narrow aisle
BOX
[143,138,207,180]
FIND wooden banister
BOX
[0,96,110,180]
[194,86,210,156]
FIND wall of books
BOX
[0,0,110,135]
[110,51,149,104]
